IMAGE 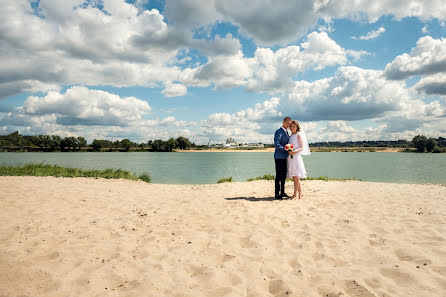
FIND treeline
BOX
[91,136,196,152]
[411,135,445,153]
[311,136,445,153]
[0,132,200,152]
[0,132,87,151]
[311,139,411,147]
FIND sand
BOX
[1,177,445,297]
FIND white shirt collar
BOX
[281,127,288,135]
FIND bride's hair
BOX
[291,120,301,132]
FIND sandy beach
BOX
[1,177,445,297]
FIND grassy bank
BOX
[0,163,151,183]
[217,176,233,183]
[246,174,360,182]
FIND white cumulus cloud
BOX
[352,27,386,40]
[385,36,446,80]
[161,82,188,97]
[165,0,446,45]
[21,86,151,126]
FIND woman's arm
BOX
[291,135,304,154]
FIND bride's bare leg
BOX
[292,177,298,199]
[297,178,302,199]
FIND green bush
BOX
[217,176,233,183]
[138,172,152,183]
[304,176,360,181]
[246,174,360,182]
[246,174,275,181]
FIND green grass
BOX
[217,176,233,183]
[304,176,361,181]
[0,163,151,183]
[247,174,361,182]
[247,174,275,181]
[137,172,152,183]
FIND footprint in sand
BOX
[394,249,432,266]
[315,241,324,249]
[268,279,293,296]
[380,268,415,285]
[394,249,414,261]
[342,280,376,297]
[364,278,381,290]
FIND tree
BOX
[113,140,120,151]
[61,137,77,151]
[50,135,61,151]
[412,135,427,152]
[36,135,51,149]
[121,139,132,151]
[31,135,43,148]
[165,138,177,152]
[151,139,166,152]
[425,138,437,152]
[77,137,87,150]
[176,136,191,150]
[92,139,102,151]
[5,131,24,146]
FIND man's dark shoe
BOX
[280,193,290,198]
[275,195,283,200]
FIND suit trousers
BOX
[275,158,287,195]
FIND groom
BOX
[274,117,291,199]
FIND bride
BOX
[287,120,311,199]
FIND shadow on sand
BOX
[225,196,280,202]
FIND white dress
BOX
[287,133,307,178]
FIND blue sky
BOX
[1,0,445,143]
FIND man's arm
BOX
[274,130,286,152]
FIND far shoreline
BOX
[3,147,439,153]
[177,147,405,153]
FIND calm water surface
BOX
[1,152,445,184]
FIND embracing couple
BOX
[274,117,310,200]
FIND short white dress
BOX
[287,133,307,178]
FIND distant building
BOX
[241,143,264,148]
[208,137,265,148]
[208,140,224,147]
[225,137,237,147]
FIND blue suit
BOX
[274,128,290,159]
[273,127,289,196]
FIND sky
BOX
[1,0,446,144]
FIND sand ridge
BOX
[0,177,445,297]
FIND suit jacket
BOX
[274,127,290,159]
